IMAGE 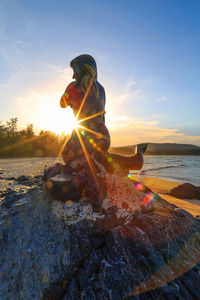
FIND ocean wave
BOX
[141,163,185,173]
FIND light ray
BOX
[77,110,105,124]
[0,135,40,153]
[75,127,100,190]
[75,74,95,120]
[129,230,200,296]
[78,125,110,141]
[57,134,70,158]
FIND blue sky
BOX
[0,0,200,146]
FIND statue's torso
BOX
[64,80,110,152]
[66,81,106,128]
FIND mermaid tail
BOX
[109,143,148,173]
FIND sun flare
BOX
[47,107,78,135]
[37,94,78,135]
[55,109,78,134]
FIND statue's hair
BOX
[70,54,99,97]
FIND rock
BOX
[6,176,16,180]
[42,163,66,182]
[170,183,200,200]
[16,175,31,182]
[45,173,86,203]
[1,159,200,299]
[43,157,107,212]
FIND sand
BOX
[132,175,200,217]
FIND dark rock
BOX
[83,172,106,212]
[170,183,200,200]
[45,173,87,203]
[1,159,200,299]
[42,163,66,182]
[43,158,107,212]
[16,175,31,182]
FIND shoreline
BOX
[132,175,200,217]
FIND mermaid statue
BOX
[60,54,147,173]
[43,54,147,206]
[60,54,111,164]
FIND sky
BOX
[0,0,200,146]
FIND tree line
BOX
[0,118,68,158]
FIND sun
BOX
[47,107,78,135]
[37,95,78,135]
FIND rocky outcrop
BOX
[1,157,200,299]
[170,183,200,200]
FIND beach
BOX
[132,175,200,217]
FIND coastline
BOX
[132,175,200,217]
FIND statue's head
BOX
[70,54,97,82]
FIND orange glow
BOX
[44,107,78,134]
[75,127,100,190]
[57,134,70,158]
[0,135,39,153]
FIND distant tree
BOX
[0,122,7,148]
[0,121,6,136]
[7,117,18,133]
[25,124,34,138]
[6,118,18,137]
[0,118,69,158]
[39,130,45,136]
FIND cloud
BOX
[157,96,167,102]
[100,77,200,147]
[108,115,200,147]
[110,125,200,147]
[103,77,150,132]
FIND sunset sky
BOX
[0,0,200,146]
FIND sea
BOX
[135,155,200,186]
[0,156,199,190]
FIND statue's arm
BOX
[60,82,79,108]
[60,91,69,109]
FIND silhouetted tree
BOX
[0,118,68,158]
[6,118,18,137]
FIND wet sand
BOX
[132,175,200,217]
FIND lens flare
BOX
[66,200,73,206]
[46,181,53,189]
[143,192,156,205]
[136,182,144,191]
